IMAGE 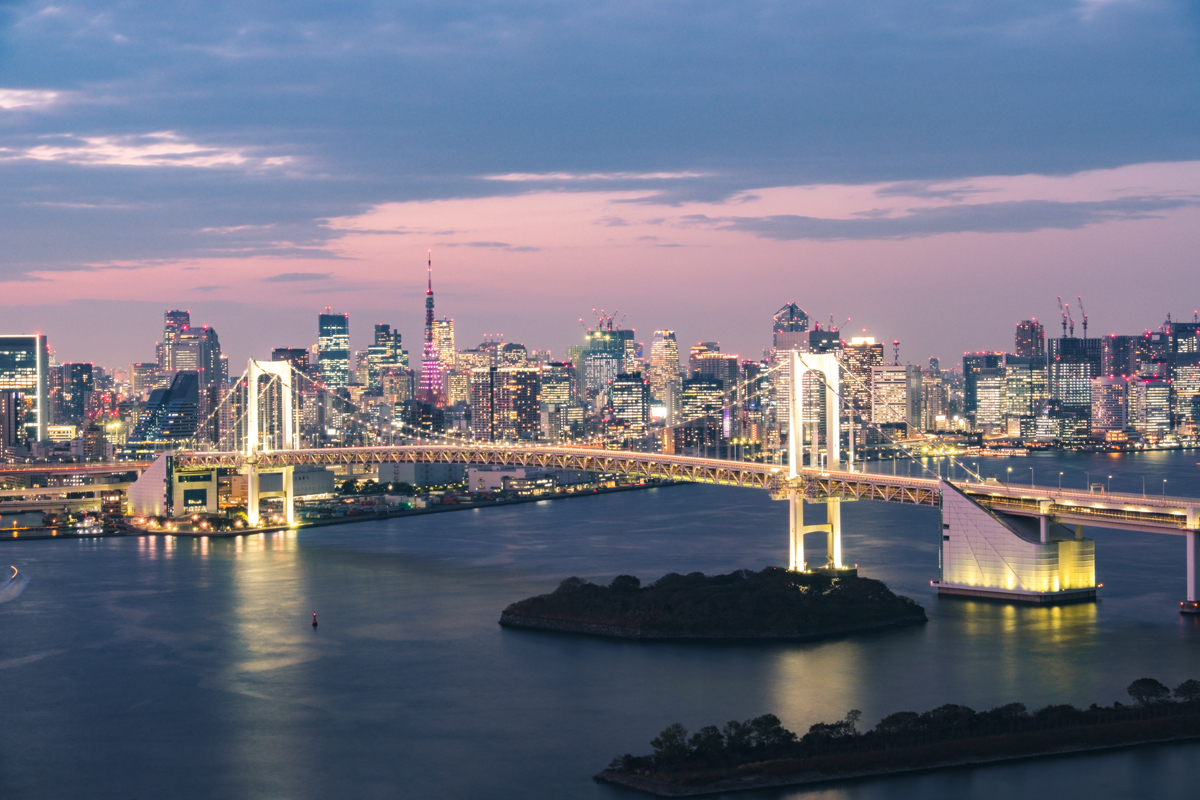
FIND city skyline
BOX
[1,1,1198,368]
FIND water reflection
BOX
[222,530,315,797]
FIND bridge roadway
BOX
[173,444,1200,535]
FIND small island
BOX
[596,678,1200,796]
[499,567,927,640]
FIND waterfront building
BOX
[1129,378,1171,440]
[610,372,650,437]
[1090,377,1128,432]
[1173,356,1200,428]
[770,305,812,439]
[962,352,1004,416]
[1002,355,1047,433]
[922,360,944,431]
[0,334,49,444]
[1048,337,1102,415]
[318,310,351,388]
[1135,331,1170,378]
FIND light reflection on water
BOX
[0,450,1198,799]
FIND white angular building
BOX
[935,482,1096,602]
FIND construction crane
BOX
[1077,296,1088,339]
[1057,297,1068,338]
[1066,304,1075,338]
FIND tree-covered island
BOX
[597,678,1200,796]
[499,567,927,640]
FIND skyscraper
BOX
[0,334,49,443]
[61,363,93,423]
[610,372,650,436]
[1048,337,1102,414]
[648,330,680,403]
[171,326,223,387]
[1015,320,1045,358]
[433,317,456,372]
[318,310,350,388]
[1090,377,1128,432]
[772,303,809,350]
[688,342,720,378]
[417,253,446,405]
[962,352,1004,415]
[158,310,190,370]
[842,338,884,420]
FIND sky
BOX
[1,0,1198,371]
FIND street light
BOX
[1058,471,1063,490]
[1107,475,1112,492]
[1163,479,1168,497]
[1007,466,1012,484]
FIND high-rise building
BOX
[433,317,456,372]
[688,342,720,378]
[0,334,49,443]
[469,366,540,440]
[318,310,351,388]
[610,372,650,436]
[772,303,809,351]
[679,377,723,423]
[1015,320,1045,358]
[365,325,406,391]
[581,349,621,394]
[129,363,161,398]
[1090,377,1128,432]
[271,347,310,379]
[648,330,680,403]
[1102,334,1139,378]
[171,326,223,387]
[122,371,201,459]
[539,362,572,407]
[498,343,528,367]
[1135,331,1170,378]
[1174,355,1200,429]
[871,364,923,430]
[1002,355,1047,420]
[692,351,739,390]
[158,310,191,370]
[1048,337,1102,414]
[962,352,1004,415]
[417,254,446,405]
[469,367,496,440]
[1129,378,1171,439]
[842,338,883,420]
[973,369,1005,429]
[61,363,93,423]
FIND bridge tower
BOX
[785,351,850,573]
[244,359,296,527]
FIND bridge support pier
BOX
[284,466,294,526]
[247,467,259,527]
[789,491,804,572]
[1184,531,1200,614]
[826,499,843,569]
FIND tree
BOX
[650,723,690,766]
[1174,679,1200,703]
[610,575,641,592]
[1127,678,1171,706]
[340,479,358,494]
[687,725,725,763]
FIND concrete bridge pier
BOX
[786,492,849,574]
[247,466,260,527]
[1185,509,1200,614]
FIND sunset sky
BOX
[1,0,1198,369]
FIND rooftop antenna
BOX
[1077,296,1088,339]
[1057,296,1068,338]
[427,250,432,293]
[893,340,901,366]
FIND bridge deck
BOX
[170,445,1200,533]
